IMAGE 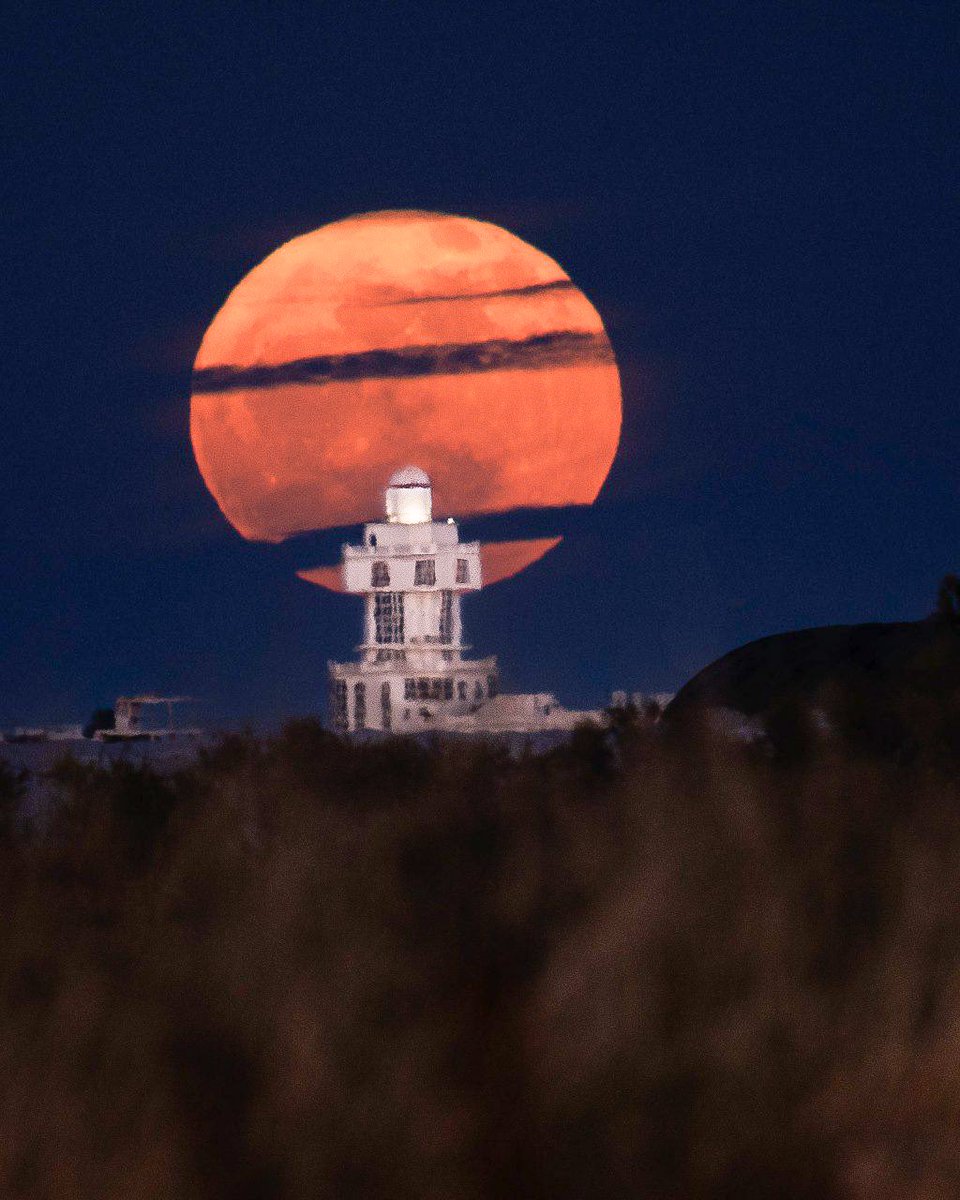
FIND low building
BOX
[95,695,201,742]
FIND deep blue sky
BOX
[2,3,956,727]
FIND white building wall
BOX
[343,534,481,594]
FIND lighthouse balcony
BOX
[354,641,472,653]
[353,648,481,672]
[329,654,495,678]
[346,520,462,554]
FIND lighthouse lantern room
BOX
[328,468,498,732]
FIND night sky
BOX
[3,3,956,728]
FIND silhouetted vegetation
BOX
[81,706,115,740]
[936,572,960,625]
[0,759,26,845]
[2,665,960,1197]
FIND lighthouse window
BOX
[332,680,347,730]
[457,680,467,701]
[353,682,366,730]
[414,559,436,586]
[401,677,453,701]
[411,678,447,701]
[455,558,469,584]
[439,590,453,643]
[375,648,405,663]
[474,681,484,702]
[371,560,390,587]
[374,592,404,643]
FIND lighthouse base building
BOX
[328,468,599,735]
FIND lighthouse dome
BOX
[385,465,432,523]
[387,465,431,489]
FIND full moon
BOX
[190,210,622,588]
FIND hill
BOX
[665,616,960,725]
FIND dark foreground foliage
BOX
[3,702,960,1199]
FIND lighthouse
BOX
[328,467,499,732]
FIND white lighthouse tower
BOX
[328,467,499,732]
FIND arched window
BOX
[381,681,392,731]
[331,680,347,730]
[439,591,453,643]
[353,682,366,730]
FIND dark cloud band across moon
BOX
[376,278,576,306]
[192,329,613,396]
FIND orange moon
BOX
[190,210,622,588]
